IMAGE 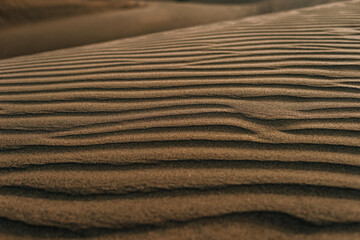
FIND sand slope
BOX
[1,0,360,239]
[0,0,343,59]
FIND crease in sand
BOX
[1,0,360,238]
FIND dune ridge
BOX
[1,0,360,239]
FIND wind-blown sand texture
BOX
[0,0,343,59]
[1,0,360,239]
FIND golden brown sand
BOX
[0,0,360,239]
[0,0,143,27]
[0,0,344,59]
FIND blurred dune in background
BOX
[0,0,345,59]
[0,0,144,27]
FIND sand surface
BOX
[0,0,344,59]
[0,0,143,27]
[1,0,360,239]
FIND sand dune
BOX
[0,0,344,59]
[1,0,360,239]
[0,0,143,27]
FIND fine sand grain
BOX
[0,0,360,239]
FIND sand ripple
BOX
[0,0,360,239]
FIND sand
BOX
[0,0,344,59]
[0,0,143,27]
[0,0,360,239]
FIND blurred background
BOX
[0,0,344,59]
